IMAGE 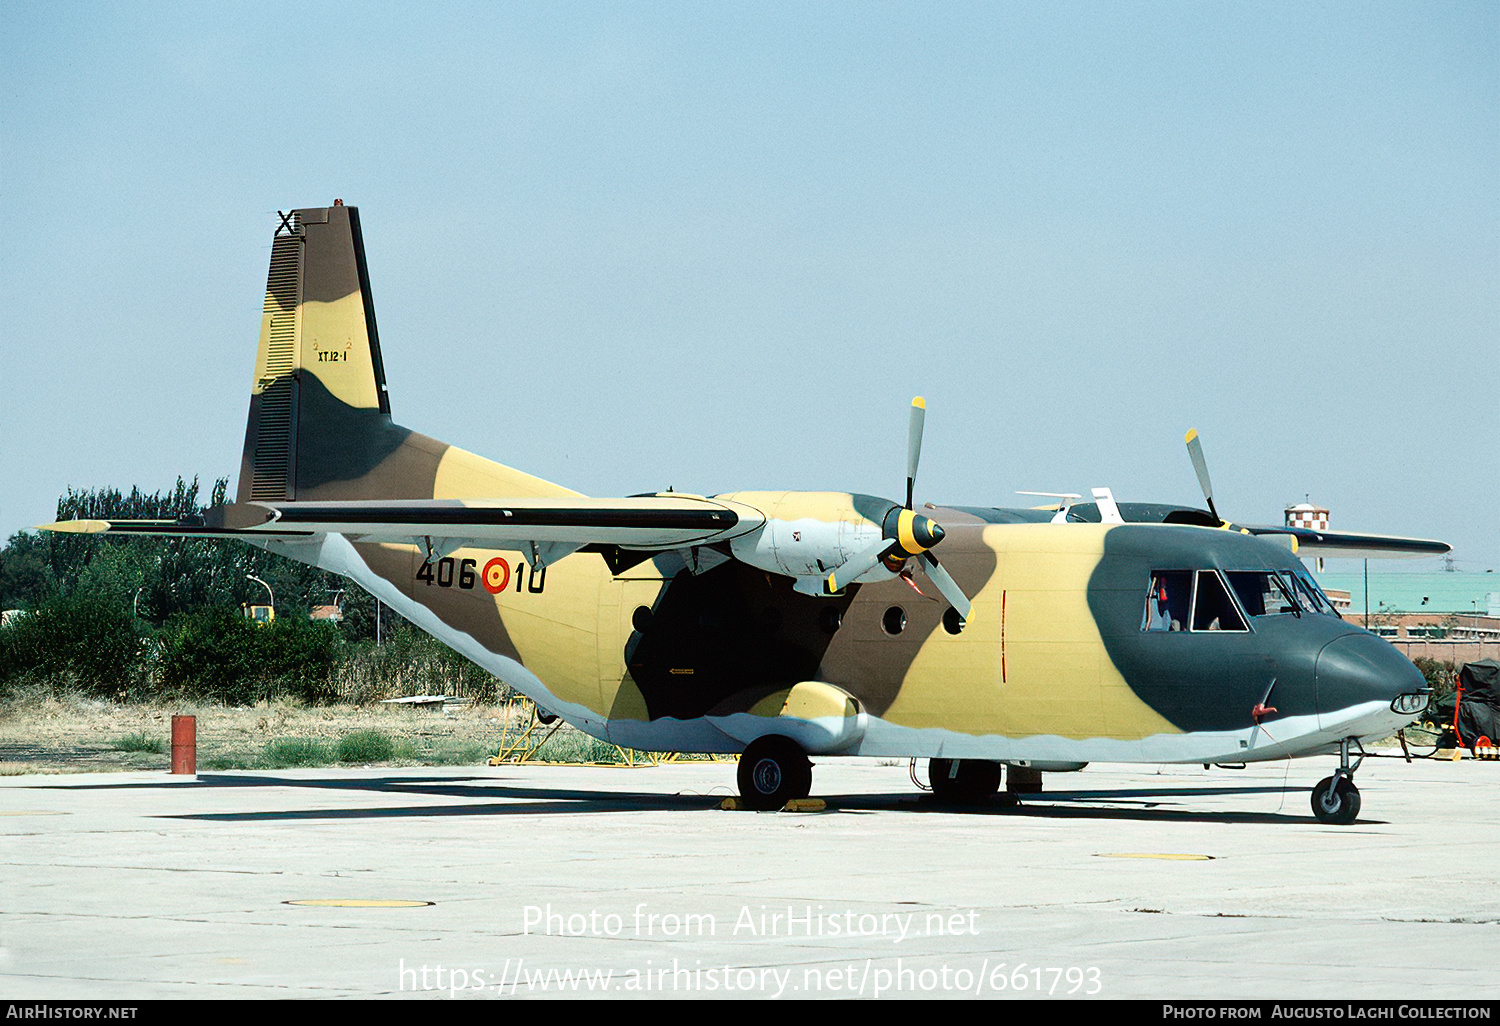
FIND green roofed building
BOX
[1314,570,1500,663]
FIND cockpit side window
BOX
[1287,569,1341,618]
[1227,571,1299,617]
[1143,570,1191,631]
[1192,570,1248,631]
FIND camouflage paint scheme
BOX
[46,205,1429,771]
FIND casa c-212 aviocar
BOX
[44,203,1449,823]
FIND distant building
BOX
[1314,570,1500,664]
[1286,501,1330,572]
[1285,502,1329,533]
[1282,498,1496,662]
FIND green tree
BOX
[0,531,58,610]
[0,590,147,696]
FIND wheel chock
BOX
[718,797,826,812]
[781,798,826,812]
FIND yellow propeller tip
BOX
[912,396,925,409]
[1185,428,1198,443]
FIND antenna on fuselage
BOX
[1016,491,1084,523]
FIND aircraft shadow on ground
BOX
[31,773,1328,824]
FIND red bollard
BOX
[171,715,196,775]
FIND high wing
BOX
[1239,524,1450,560]
[949,500,1451,559]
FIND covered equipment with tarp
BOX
[1426,659,1500,749]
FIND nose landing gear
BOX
[1311,737,1364,825]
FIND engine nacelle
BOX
[720,491,889,587]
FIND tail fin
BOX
[236,203,577,504]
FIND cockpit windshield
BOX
[1225,569,1341,620]
[1227,571,1297,617]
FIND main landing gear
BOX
[737,735,813,810]
[927,758,1004,804]
[1311,737,1364,825]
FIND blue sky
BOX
[2,2,1496,571]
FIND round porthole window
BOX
[631,606,653,633]
[819,606,843,636]
[882,606,907,636]
[943,607,966,635]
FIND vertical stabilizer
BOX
[236,203,577,505]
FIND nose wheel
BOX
[1311,738,1364,825]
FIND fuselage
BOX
[264,504,1426,768]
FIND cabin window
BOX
[1226,571,1299,617]
[1143,571,1191,631]
[1192,570,1248,631]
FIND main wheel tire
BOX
[738,735,812,810]
[928,758,1003,805]
[1311,776,1361,825]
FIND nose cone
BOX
[891,508,945,554]
[1315,633,1426,731]
[913,516,944,550]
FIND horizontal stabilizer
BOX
[40,494,765,553]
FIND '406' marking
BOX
[415,556,546,595]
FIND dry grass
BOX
[0,684,541,774]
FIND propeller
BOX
[825,397,972,620]
[1184,428,1223,526]
[906,396,925,509]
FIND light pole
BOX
[246,574,275,609]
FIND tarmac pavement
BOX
[1,755,1497,1000]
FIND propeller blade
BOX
[906,396,926,509]
[825,539,898,594]
[919,552,971,620]
[1184,428,1221,524]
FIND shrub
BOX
[1413,657,1458,699]
[336,730,394,763]
[261,737,332,768]
[427,740,489,765]
[157,606,264,704]
[0,591,147,696]
[532,728,622,764]
[331,625,507,703]
[156,607,344,704]
[259,615,342,703]
[112,732,163,754]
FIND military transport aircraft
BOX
[44,203,1449,824]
